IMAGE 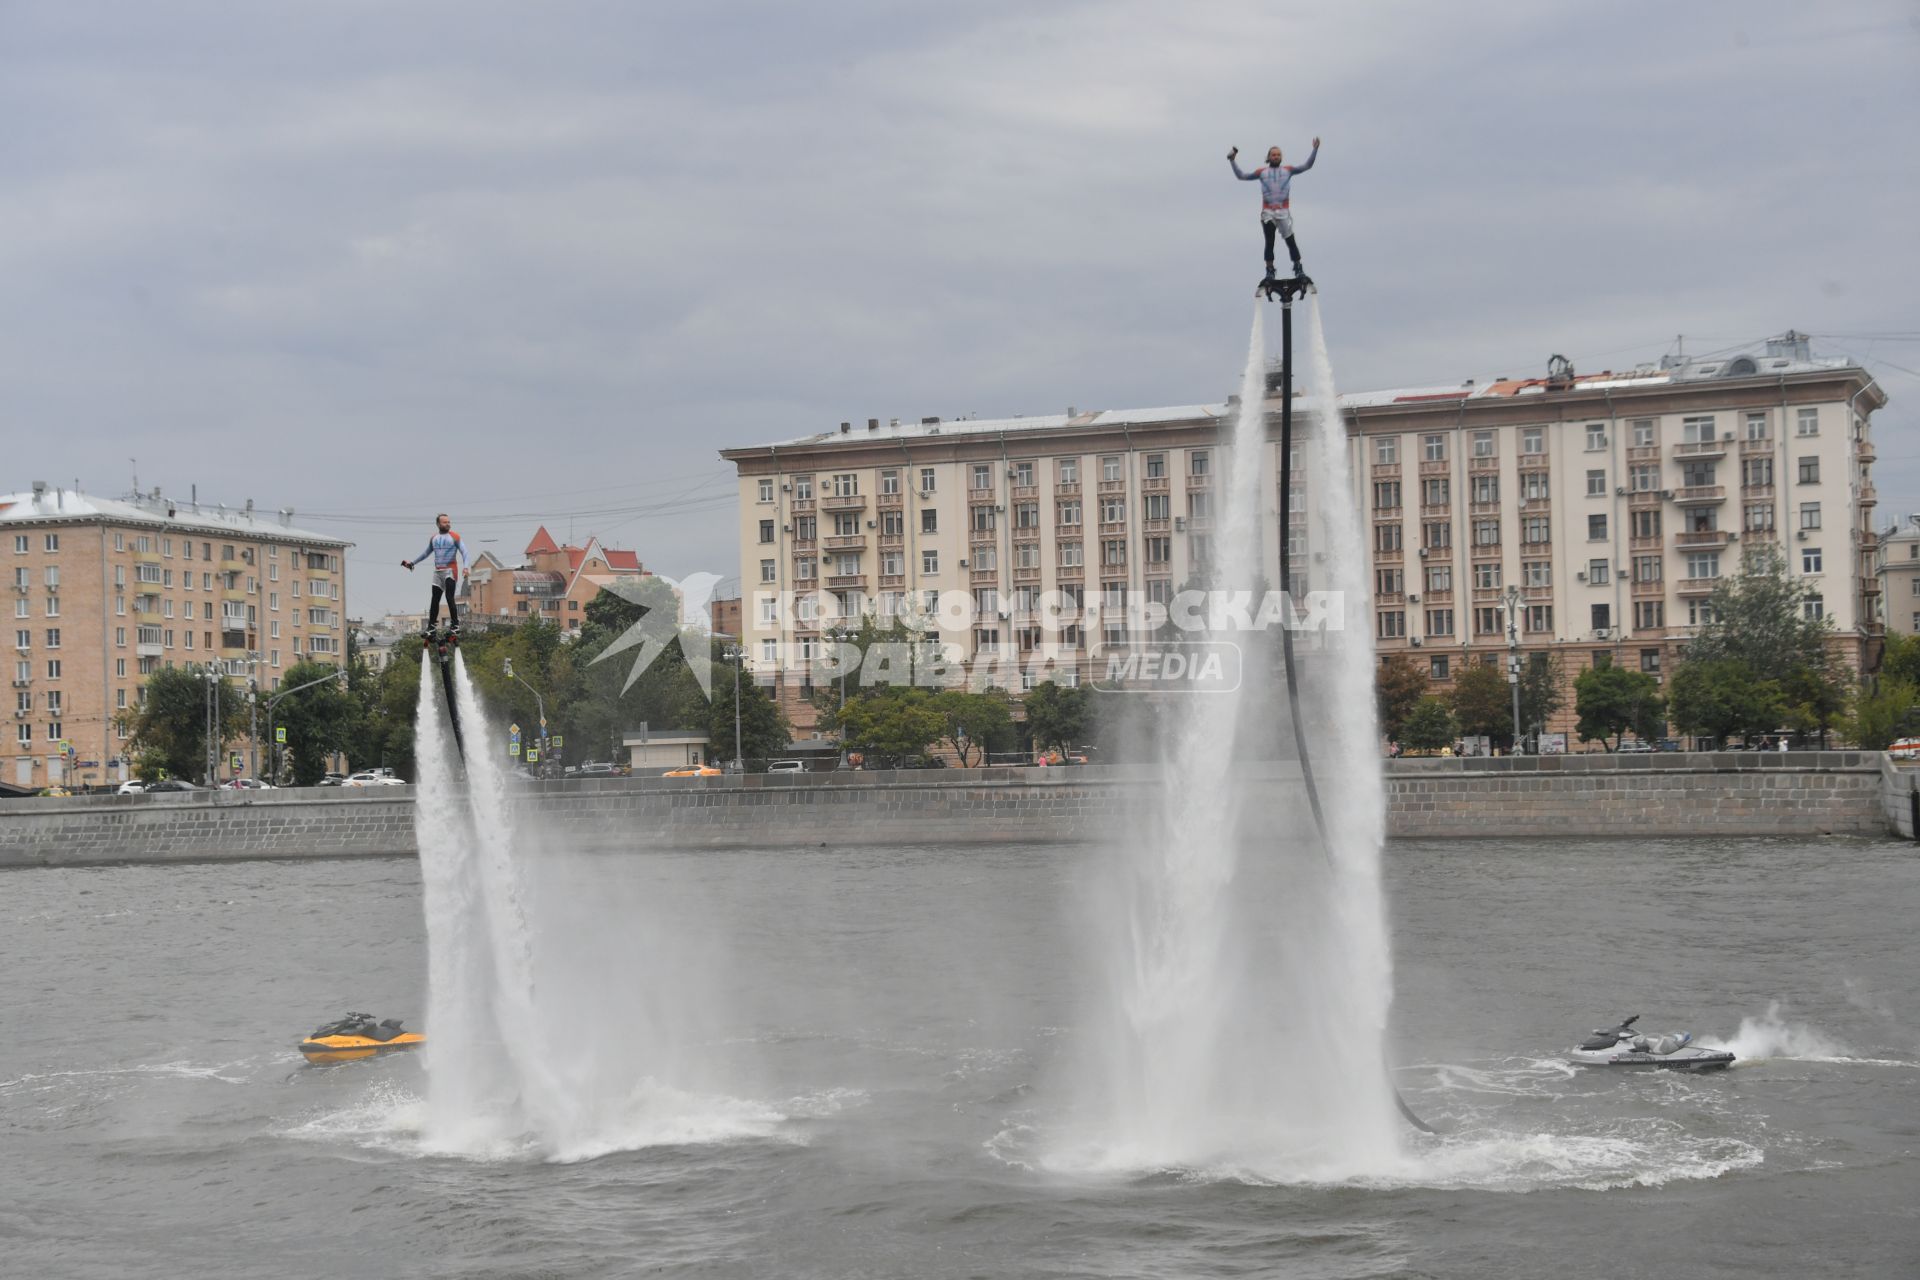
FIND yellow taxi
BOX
[662,764,723,778]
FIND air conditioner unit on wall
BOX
[1417,547,1429,558]
[1408,593,1421,603]
[1410,637,1423,647]
[1576,571,1587,582]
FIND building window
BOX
[1522,516,1551,545]
[1374,437,1398,464]
[1631,419,1656,447]
[832,473,858,497]
[1744,504,1774,532]
[1377,611,1406,639]
[1686,552,1721,580]
[920,509,938,535]
[1525,605,1553,634]
[1059,541,1083,568]
[792,476,813,500]
[1423,478,1449,506]
[1588,559,1610,585]
[11,535,24,554]
[1588,514,1608,541]
[1591,603,1611,632]
[1524,560,1550,588]
[757,479,774,503]
[1803,594,1824,621]
[1799,503,1821,531]
[1101,456,1123,482]
[1423,522,1451,550]
[1422,434,1446,462]
[1587,470,1606,496]
[1522,472,1551,501]
[914,468,934,495]
[1796,407,1818,437]
[881,510,904,536]
[1634,555,1662,584]
[1474,607,1501,635]
[794,556,816,581]
[1632,510,1662,539]
[1374,481,1401,510]
[1142,494,1170,522]
[1680,415,1715,445]
[921,550,939,575]
[1797,457,1820,484]
[1472,475,1498,504]
[1522,428,1545,455]
[1058,500,1081,526]
[1376,568,1403,596]
[1429,655,1451,680]
[971,507,997,533]
[1425,608,1454,637]
[1586,424,1607,451]
[758,520,775,544]
[1375,524,1402,553]
[1474,562,1501,590]
[1472,518,1500,547]
[1802,547,1822,574]
[1425,565,1451,592]
[880,469,901,495]
[44,534,59,552]
[1102,539,1126,567]
[1635,600,1665,630]
[1144,453,1166,479]
[46,659,61,678]
[1745,412,1769,440]
[44,629,59,649]
[1190,450,1211,477]
[1742,456,1774,487]
[1056,458,1079,485]
[1472,431,1495,458]
[760,559,776,583]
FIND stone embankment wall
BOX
[0,753,1896,869]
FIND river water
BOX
[3,836,1916,1278]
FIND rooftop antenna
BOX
[131,458,139,496]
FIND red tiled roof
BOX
[525,526,560,555]
[565,547,586,571]
[604,549,641,571]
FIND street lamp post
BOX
[725,643,744,771]
[1503,584,1523,754]
[502,657,547,773]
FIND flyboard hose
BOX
[1274,293,1435,1135]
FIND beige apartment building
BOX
[721,333,1886,736]
[1,485,350,790]
[1875,514,1920,637]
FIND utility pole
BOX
[503,657,547,775]
[1504,584,1523,754]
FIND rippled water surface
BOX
[3,837,1916,1278]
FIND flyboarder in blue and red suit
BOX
[402,513,469,639]
[1229,136,1319,289]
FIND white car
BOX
[343,771,407,787]
[117,780,147,795]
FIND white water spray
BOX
[413,652,768,1160]
[1067,300,1402,1177]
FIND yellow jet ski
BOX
[298,1012,425,1064]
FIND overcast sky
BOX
[5,0,1916,617]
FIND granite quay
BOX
[0,754,1899,869]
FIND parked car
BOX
[1657,739,1683,752]
[344,771,406,787]
[1888,737,1920,761]
[766,759,806,773]
[662,765,722,778]
[145,779,202,792]
[1617,740,1653,754]
[223,778,275,790]
[117,780,148,795]
[318,772,347,787]
[577,762,627,777]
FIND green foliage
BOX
[1448,660,1512,744]
[127,664,251,782]
[1573,664,1666,750]
[274,661,358,785]
[1517,652,1566,741]
[931,689,1017,767]
[1375,654,1428,742]
[1023,680,1091,753]
[1667,659,1786,743]
[1400,696,1458,754]
[706,670,791,764]
[836,688,945,767]
[1847,677,1918,751]
[1880,632,1920,688]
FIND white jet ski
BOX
[1569,1015,1735,1072]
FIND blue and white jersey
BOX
[1231,146,1316,210]
[411,530,468,577]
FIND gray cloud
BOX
[3,0,1915,613]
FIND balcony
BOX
[1627,445,1660,463]
[826,574,866,590]
[1630,535,1661,552]
[1054,481,1081,497]
[1857,438,1877,464]
[969,567,1000,585]
[1098,520,1126,535]
[1673,485,1726,504]
[877,532,904,548]
[876,492,903,509]
[1097,479,1127,496]
[1143,518,1171,535]
[136,643,163,658]
[1376,589,1406,606]
[1370,463,1402,479]
[824,534,866,551]
[1743,483,1775,500]
[1013,566,1041,584]
[1740,437,1774,456]
[1469,501,1500,516]
[1186,474,1213,490]
[1743,525,1778,542]
[1056,564,1084,582]
[1632,577,1665,595]
[878,574,906,590]
[1011,484,1039,501]
[1672,439,1728,461]
[1469,542,1503,559]
[1468,455,1499,472]
[1861,482,1879,508]
[1471,587,1504,604]
[1520,497,1552,513]
[1676,577,1720,598]
[1628,489,1661,509]
[1419,459,1449,476]
[1675,529,1731,550]
[820,493,866,513]
[1141,475,1169,493]
[1523,584,1554,603]
[1374,546,1404,564]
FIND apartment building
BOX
[721,333,1885,732]
[1875,515,1920,637]
[1,485,351,789]
[465,525,648,633]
